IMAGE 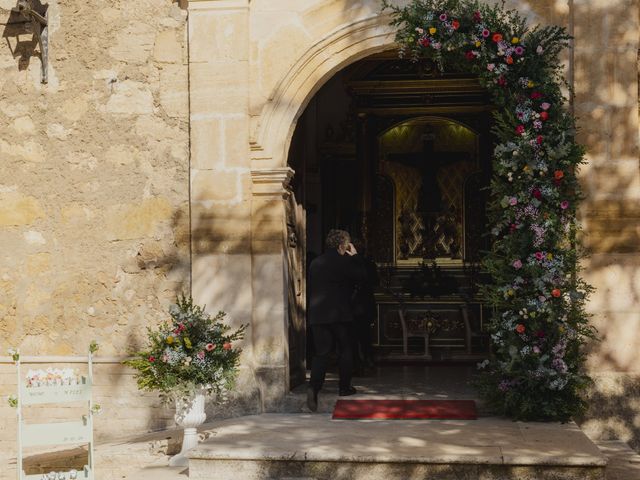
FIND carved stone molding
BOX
[251,167,295,198]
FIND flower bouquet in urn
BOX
[124,295,246,402]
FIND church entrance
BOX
[286,52,493,389]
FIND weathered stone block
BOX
[153,29,184,63]
[190,11,249,63]
[189,62,248,115]
[192,169,241,202]
[0,192,44,226]
[191,118,223,169]
[108,23,156,64]
[159,65,189,118]
[105,197,173,241]
[106,80,155,115]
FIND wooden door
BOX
[285,191,307,389]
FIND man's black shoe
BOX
[307,387,318,412]
[338,386,357,396]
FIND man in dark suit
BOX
[307,229,365,412]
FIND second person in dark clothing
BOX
[307,229,365,412]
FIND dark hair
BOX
[325,229,350,250]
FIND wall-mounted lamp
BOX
[13,0,48,83]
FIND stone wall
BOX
[0,0,639,474]
[0,0,192,464]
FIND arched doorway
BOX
[286,52,494,388]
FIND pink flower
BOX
[206,343,215,351]
[432,42,442,50]
[439,13,447,21]
[536,45,544,54]
[560,200,569,210]
[535,251,544,260]
[541,102,551,110]
[482,29,490,38]
[515,125,525,135]
[487,63,496,71]
[473,11,482,22]
[514,46,524,55]
[197,350,205,360]
[509,197,518,206]
[148,356,155,363]
[533,346,541,354]
[223,342,232,351]
[512,259,523,269]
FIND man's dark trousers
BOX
[309,322,353,392]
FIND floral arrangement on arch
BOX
[382,0,596,421]
[124,296,247,402]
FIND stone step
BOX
[187,413,607,480]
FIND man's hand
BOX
[345,242,358,256]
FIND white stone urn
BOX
[169,389,207,467]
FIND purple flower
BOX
[512,259,523,269]
[560,200,569,210]
[509,197,518,206]
[439,13,448,21]
[482,29,490,38]
[487,63,496,71]
[515,46,524,55]
[541,102,551,110]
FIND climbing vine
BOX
[382,0,596,421]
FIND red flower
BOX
[530,91,543,100]
[536,135,543,145]
[473,11,482,22]
[419,37,430,47]
[539,111,549,121]
[551,288,562,298]
[515,125,525,135]
[205,343,215,351]
[554,170,564,180]
[506,56,513,65]
[536,330,546,338]
[532,188,542,200]
[516,324,526,334]
[492,33,503,42]
[148,356,156,362]
[509,223,517,233]
[452,20,460,30]
[465,50,475,60]
[223,342,232,351]
[497,75,506,86]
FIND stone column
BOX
[188,0,256,394]
[251,167,295,410]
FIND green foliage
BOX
[383,0,596,421]
[123,295,247,402]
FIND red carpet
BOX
[332,399,477,420]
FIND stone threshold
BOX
[187,413,607,480]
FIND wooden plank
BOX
[20,380,91,405]
[21,420,91,447]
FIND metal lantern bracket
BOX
[12,0,49,84]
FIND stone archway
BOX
[244,14,402,406]
[251,15,396,170]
